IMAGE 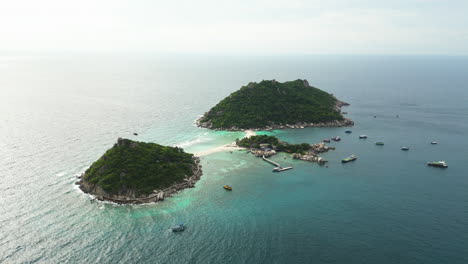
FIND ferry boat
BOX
[331,136,341,141]
[323,139,331,143]
[401,147,409,151]
[359,135,368,139]
[345,129,352,134]
[375,141,384,145]
[171,223,186,232]
[223,185,233,190]
[342,155,357,163]
[427,161,448,168]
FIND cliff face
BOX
[76,138,202,204]
[197,79,353,130]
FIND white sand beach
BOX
[195,130,256,157]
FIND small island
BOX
[236,135,334,164]
[76,138,202,204]
[197,79,353,131]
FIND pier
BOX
[262,155,293,172]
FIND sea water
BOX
[0,54,467,263]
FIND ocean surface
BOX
[0,54,467,264]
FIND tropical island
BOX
[76,138,202,204]
[236,135,334,164]
[197,79,353,130]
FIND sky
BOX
[0,0,467,54]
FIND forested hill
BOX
[79,138,197,197]
[197,79,349,130]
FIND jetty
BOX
[262,155,293,172]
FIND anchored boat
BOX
[223,185,233,190]
[323,139,331,143]
[359,135,368,139]
[375,141,384,145]
[171,223,186,232]
[342,155,357,163]
[331,136,341,141]
[401,147,409,150]
[345,129,352,134]
[427,161,448,168]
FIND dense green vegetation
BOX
[83,138,195,196]
[237,135,311,154]
[199,79,343,129]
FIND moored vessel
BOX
[359,135,368,139]
[345,129,352,134]
[401,147,409,150]
[427,161,448,168]
[223,185,233,190]
[331,136,341,141]
[323,139,331,143]
[342,155,357,163]
[171,223,186,232]
[375,141,384,145]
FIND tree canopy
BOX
[199,79,343,129]
[83,138,195,196]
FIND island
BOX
[76,138,202,204]
[197,79,353,131]
[236,135,334,165]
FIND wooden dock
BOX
[262,155,293,172]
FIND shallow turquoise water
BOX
[0,54,467,263]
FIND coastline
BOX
[194,130,256,157]
[196,116,354,131]
[76,157,203,205]
[196,100,353,131]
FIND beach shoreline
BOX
[195,130,256,157]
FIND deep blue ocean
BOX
[0,54,467,263]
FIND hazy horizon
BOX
[1,0,467,55]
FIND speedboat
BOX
[331,136,341,141]
[171,223,186,232]
[401,147,409,151]
[431,141,438,145]
[223,185,233,190]
[345,129,352,134]
[359,135,368,139]
[341,155,357,163]
[427,161,448,168]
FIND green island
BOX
[76,138,202,204]
[197,79,353,130]
[236,135,334,164]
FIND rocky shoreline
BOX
[196,101,353,131]
[76,157,203,205]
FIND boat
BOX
[342,155,357,163]
[331,136,341,141]
[133,133,138,136]
[401,147,409,150]
[171,223,186,232]
[323,139,331,143]
[359,135,368,139]
[345,129,352,133]
[427,161,448,168]
[375,141,384,145]
[223,185,233,190]
[431,141,438,145]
